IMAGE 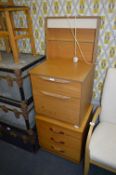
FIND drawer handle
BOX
[41,91,71,100]
[49,127,64,135]
[39,75,71,84]
[51,145,64,153]
[50,137,65,144]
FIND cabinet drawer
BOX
[36,118,82,162]
[42,140,81,162]
[31,75,81,98]
[34,91,80,125]
[36,116,81,139]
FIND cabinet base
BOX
[36,105,93,163]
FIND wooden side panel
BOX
[79,67,94,125]
[46,17,100,63]
[47,28,96,42]
[46,40,94,62]
[46,28,96,62]
[46,40,74,59]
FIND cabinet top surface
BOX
[30,59,93,82]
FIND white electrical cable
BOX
[73,16,79,63]
[66,16,93,65]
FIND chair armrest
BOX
[89,106,101,129]
[85,107,101,155]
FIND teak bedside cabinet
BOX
[30,17,100,163]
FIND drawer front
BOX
[36,118,82,162]
[34,91,80,125]
[31,75,81,98]
[36,116,82,139]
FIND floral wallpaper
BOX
[0,0,116,105]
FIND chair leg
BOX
[84,149,90,175]
[9,12,19,53]
[0,0,14,54]
[0,14,11,53]
[0,52,2,61]
[4,38,11,53]
[5,10,19,63]
[25,9,36,55]
[84,160,90,175]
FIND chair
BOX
[84,68,116,175]
[0,0,13,53]
[0,2,36,63]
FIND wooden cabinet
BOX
[31,59,93,126]
[36,105,92,163]
[30,17,100,162]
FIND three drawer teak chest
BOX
[30,17,100,162]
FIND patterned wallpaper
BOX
[0,0,116,105]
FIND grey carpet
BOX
[0,140,115,175]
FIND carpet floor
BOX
[0,140,115,175]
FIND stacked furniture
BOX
[0,52,45,151]
[30,17,100,162]
[0,1,42,151]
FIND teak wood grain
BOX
[33,91,81,125]
[30,59,94,126]
[30,59,93,82]
[36,105,93,163]
[46,41,94,62]
[31,75,82,98]
[47,28,96,42]
[45,17,100,63]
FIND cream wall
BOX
[0,0,116,105]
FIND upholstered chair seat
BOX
[89,122,116,169]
